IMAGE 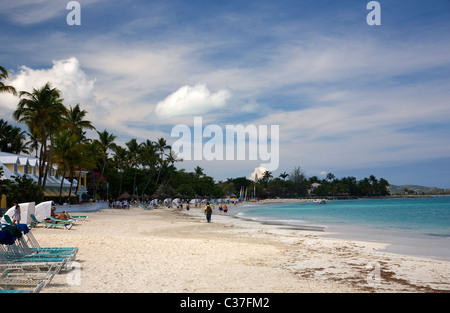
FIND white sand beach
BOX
[32,203,450,293]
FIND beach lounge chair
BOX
[71,215,88,221]
[0,263,58,290]
[0,280,46,293]
[28,213,74,230]
[48,216,78,225]
[22,224,78,255]
[44,221,73,230]
[2,222,79,260]
[0,228,77,264]
[29,214,42,228]
[0,247,70,271]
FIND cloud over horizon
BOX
[154,84,231,119]
[0,57,96,112]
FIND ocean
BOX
[233,196,450,261]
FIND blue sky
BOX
[1,0,449,187]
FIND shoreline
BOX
[31,205,450,293]
[232,198,450,262]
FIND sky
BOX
[0,0,449,188]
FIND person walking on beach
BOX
[223,204,228,215]
[205,202,213,223]
[13,202,21,225]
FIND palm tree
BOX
[27,132,40,157]
[0,119,30,154]
[139,140,158,198]
[92,130,116,198]
[13,82,67,188]
[0,66,17,96]
[58,104,95,200]
[326,173,336,182]
[155,137,171,185]
[7,126,30,154]
[54,129,80,203]
[194,166,204,178]
[111,144,128,197]
[125,138,141,197]
[155,137,171,161]
[279,172,289,180]
[378,178,390,196]
[64,104,96,137]
[166,150,183,166]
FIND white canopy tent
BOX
[1,202,35,225]
[34,201,53,222]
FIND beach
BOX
[33,203,450,293]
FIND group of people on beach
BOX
[11,201,75,228]
[203,202,228,223]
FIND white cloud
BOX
[6,57,95,106]
[154,83,231,119]
[249,166,268,182]
[0,58,96,121]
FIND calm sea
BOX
[234,197,450,261]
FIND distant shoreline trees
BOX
[221,168,390,199]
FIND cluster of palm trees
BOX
[1,66,183,202]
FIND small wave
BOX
[426,233,450,238]
[234,212,325,231]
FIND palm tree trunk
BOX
[58,162,67,205]
[68,166,75,200]
[42,136,54,189]
[93,156,106,198]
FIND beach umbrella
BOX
[118,192,131,199]
[151,192,170,200]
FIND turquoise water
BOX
[237,197,450,237]
[235,197,450,260]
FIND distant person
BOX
[204,202,213,223]
[12,202,21,225]
[219,204,223,215]
[223,204,228,215]
[186,203,190,211]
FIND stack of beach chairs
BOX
[0,219,78,293]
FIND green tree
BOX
[53,129,80,203]
[155,137,171,184]
[0,66,17,96]
[92,130,116,198]
[13,82,67,188]
[0,119,30,154]
[4,175,44,206]
[289,166,308,197]
[125,138,141,197]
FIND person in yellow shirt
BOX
[204,202,213,223]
